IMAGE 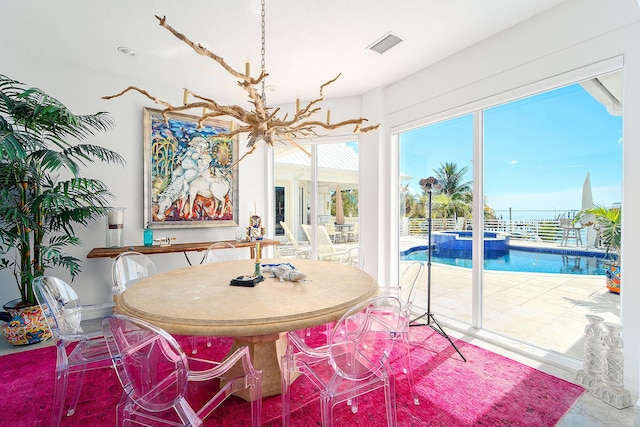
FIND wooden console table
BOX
[87,239,279,262]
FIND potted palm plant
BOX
[575,205,621,293]
[0,74,125,345]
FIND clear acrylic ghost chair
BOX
[303,246,366,345]
[203,241,242,263]
[111,251,157,304]
[392,261,426,405]
[281,296,402,427]
[33,276,114,427]
[191,242,241,354]
[102,314,262,427]
[339,246,365,270]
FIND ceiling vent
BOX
[367,32,404,54]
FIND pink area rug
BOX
[0,326,584,426]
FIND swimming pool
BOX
[401,246,612,275]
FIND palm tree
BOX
[429,162,472,225]
[434,162,472,195]
[0,74,125,306]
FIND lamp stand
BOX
[410,187,466,362]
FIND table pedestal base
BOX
[227,332,289,400]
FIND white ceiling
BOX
[2,0,568,105]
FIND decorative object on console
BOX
[143,223,154,246]
[106,207,125,248]
[142,108,239,229]
[102,0,378,165]
[247,214,266,241]
[154,236,176,247]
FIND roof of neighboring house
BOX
[275,143,358,171]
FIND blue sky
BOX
[400,82,623,220]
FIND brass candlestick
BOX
[254,242,262,277]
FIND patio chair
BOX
[279,221,310,258]
[346,222,359,242]
[324,222,343,243]
[559,217,583,247]
[101,314,262,427]
[33,276,114,427]
[301,224,349,262]
[192,241,241,354]
[281,296,402,426]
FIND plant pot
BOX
[0,299,52,345]
[605,262,621,294]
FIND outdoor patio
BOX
[398,236,620,362]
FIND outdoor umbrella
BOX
[335,184,345,225]
[581,172,595,226]
[581,172,598,248]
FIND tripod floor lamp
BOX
[410,177,466,362]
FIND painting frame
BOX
[143,107,239,229]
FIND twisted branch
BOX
[103,15,379,163]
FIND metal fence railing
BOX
[404,217,590,245]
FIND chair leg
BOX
[191,335,198,354]
[51,365,69,427]
[249,371,263,427]
[320,394,334,427]
[66,369,87,416]
[400,333,419,405]
[281,357,293,427]
[384,375,398,427]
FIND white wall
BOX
[0,55,269,308]
[369,0,640,394]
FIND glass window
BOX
[398,69,623,361]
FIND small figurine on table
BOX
[246,214,266,241]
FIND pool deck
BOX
[398,235,620,362]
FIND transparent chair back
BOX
[33,276,113,427]
[282,295,401,426]
[102,314,262,426]
[339,246,365,270]
[203,241,241,263]
[329,296,402,381]
[112,251,157,295]
[400,261,425,309]
[194,241,241,353]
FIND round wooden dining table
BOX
[115,258,379,398]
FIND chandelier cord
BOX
[260,0,266,103]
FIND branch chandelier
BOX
[103,0,379,165]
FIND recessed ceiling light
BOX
[117,46,136,56]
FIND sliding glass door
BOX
[274,140,360,260]
[398,69,623,360]
[399,116,474,323]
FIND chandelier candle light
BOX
[103,0,379,165]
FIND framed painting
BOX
[143,107,239,228]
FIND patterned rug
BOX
[0,325,584,426]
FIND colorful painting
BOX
[143,108,239,228]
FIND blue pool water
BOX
[401,246,612,275]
